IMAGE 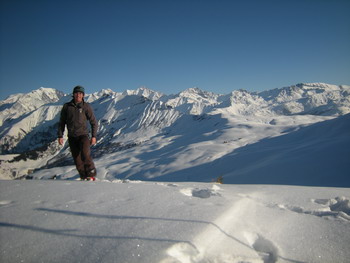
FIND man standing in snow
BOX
[58,86,98,180]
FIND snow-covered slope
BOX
[0,88,65,153]
[164,87,222,115]
[0,180,349,263]
[259,83,350,115]
[0,87,64,126]
[0,83,349,185]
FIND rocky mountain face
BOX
[0,83,349,180]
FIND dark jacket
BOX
[58,100,98,138]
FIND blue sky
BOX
[1,0,349,99]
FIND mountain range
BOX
[0,83,349,186]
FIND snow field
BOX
[1,180,349,263]
[27,113,350,187]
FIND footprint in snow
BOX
[245,232,279,263]
[313,196,350,214]
[180,186,221,199]
[274,196,350,221]
[312,196,350,221]
[155,182,178,187]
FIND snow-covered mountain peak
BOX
[221,89,271,116]
[257,82,350,115]
[179,87,218,99]
[299,82,341,90]
[122,86,164,101]
[181,86,202,94]
[0,87,64,126]
[85,89,119,103]
[1,87,63,104]
[33,87,63,99]
[261,83,347,100]
[93,88,116,97]
[230,89,255,98]
[163,87,220,115]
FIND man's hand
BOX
[58,138,64,145]
[90,137,96,146]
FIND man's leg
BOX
[68,137,86,179]
[80,135,97,178]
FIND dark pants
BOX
[68,135,96,179]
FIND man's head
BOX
[73,85,85,103]
[73,85,85,94]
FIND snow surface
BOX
[1,180,349,263]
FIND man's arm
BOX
[57,104,67,145]
[85,103,98,145]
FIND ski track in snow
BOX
[161,191,283,263]
[162,198,256,263]
[162,185,350,263]
[159,183,350,263]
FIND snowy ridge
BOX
[164,87,221,115]
[226,90,271,116]
[0,87,64,126]
[122,86,164,101]
[0,83,350,185]
[259,83,350,115]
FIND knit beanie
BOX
[73,85,85,94]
